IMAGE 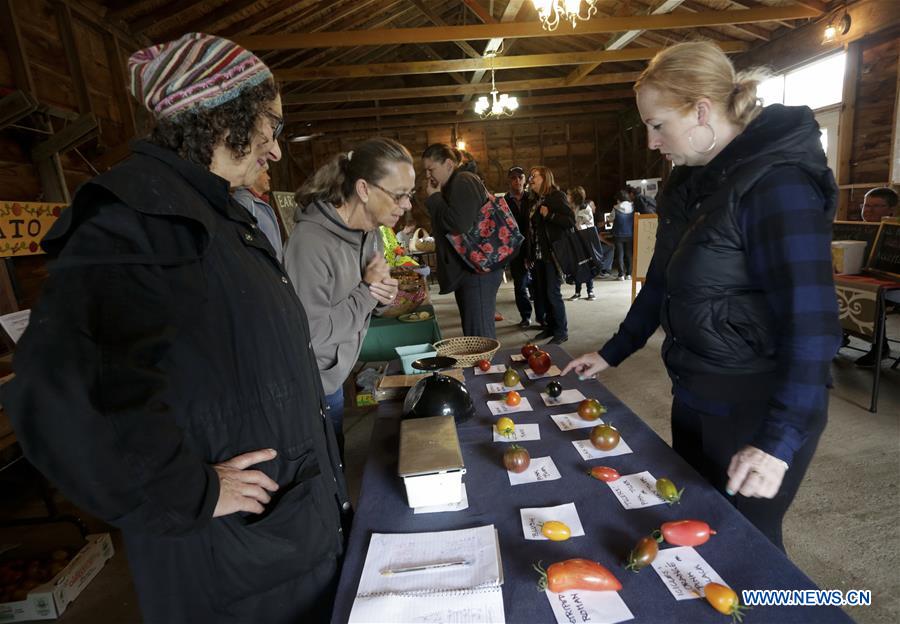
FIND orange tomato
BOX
[541,521,571,541]
[704,582,749,622]
[505,391,522,406]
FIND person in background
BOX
[851,186,899,366]
[527,165,575,344]
[564,41,840,551]
[233,169,283,262]
[1,32,349,623]
[285,138,409,457]
[422,144,503,338]
[505,165,536,328]
[627,185,657,214]
[611,189,634,280]
[568,185,597,300]
[395,213,417,251]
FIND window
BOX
[756,52,845,110]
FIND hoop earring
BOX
[688,123,717,154]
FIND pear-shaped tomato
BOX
[503,368,521,388]
[704,582,749,621]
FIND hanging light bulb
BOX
[532,0,598,31]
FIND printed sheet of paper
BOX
[605,471,666,510]
[473,364,506,376]
[571,437,633,460]
[507,456,561,485]
[545,589,634,624]
[487,397,534,416]
[349,588,505,624]
[414,484,470,514]
[551,413,604,431]
[540,389,586,407]
[651,546,727,602]
[524,365,562,380]
[520,502,585,540]
[0,309,30,344]
[493,423,540,442]
[486,381,524,393]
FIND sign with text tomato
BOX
[0,201,65,257]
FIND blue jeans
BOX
[510,260,533,322]
[324,387,345,462]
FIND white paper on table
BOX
[473,364,507,376]
[519,502,585,540]
[507,456,561,485]
[0,309,30,344]
[509,354,526,362]
[524,365,562,380]
[413,483,470,514]
[493,423,540,442]
[551,412,604,431]
[487,397,534,416]
[349,589,506,624]
[571,437,633,460]
[651,546,728,602]
[541,389,586,407]
[605,471,666,509]
[545,589,634,624]
[486,381,525,393]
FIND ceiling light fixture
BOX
[822,6,851,44]
[532,0,598,32]
[473,54,519,118]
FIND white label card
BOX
[413,484,470,514]
[488,397,534,416]
[541,389,586,406]
[0,309,31,344]
[606,471,666,509]
[493,423,540,442]
[546,589,634,624]
[486,381,525,393]
[571,438,633,460]
[524,365,562,380]
[650,547,728,601]
[551,413,604,431]
[473,364,507,376]
[520,502,585,540]
[507,456,561,485]
[510,354,527,362]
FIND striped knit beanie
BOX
[127,32,272,118]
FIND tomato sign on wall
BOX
[0,201,65,257]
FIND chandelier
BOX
[474,55,518,118]
[532,0,598,31]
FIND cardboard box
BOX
[831,240,868,275]
[0,533,114,622]
[398,416,466,508]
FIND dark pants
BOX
[671,396,828,551]
[614,237,632,277]
[574,277,594,296]
[453,269,503,338]
[510,259,533,323]
[532,258,567,339]
[600,240,614,273]
[325,387,345,463]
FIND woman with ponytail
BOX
[422,143,503,338]
[285,137,414,457]
[564,42,840,550]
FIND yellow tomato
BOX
[496,417,515,437]
[541,521,572,541]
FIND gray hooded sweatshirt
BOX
[283,199,382,395]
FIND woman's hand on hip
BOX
[726,446,789,499]
[561,352,609,379]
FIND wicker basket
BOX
[378,268,428,318]
[434,336,501,368]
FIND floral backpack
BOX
[446,194,524,273]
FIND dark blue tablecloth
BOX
[332,346,853,623]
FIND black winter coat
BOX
[528,187,575,262]
[1,141,349,623]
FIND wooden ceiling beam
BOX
[156,0,265,42]
[220,0,322,37]
[274,41,748,80]
[679,1,770,40]
[283,71,642,105]
[235,6,820,50]
[409,0,481,59]
[131,0,205,34]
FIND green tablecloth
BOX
[358,304,441,362]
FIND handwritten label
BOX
[473,364,507,376]
[524,365,562,380]
[486,381,525,393]
[650,547,727,601]
[546,589,634,624]
[488,397,534,416]
[493,423,540,442]
[520,502,585,540]
[571,438,633,461]
[541,389,586,407]
[606,471,665,509]
[551,413,603,431]
[414,484,470,514]
[507,456,561,486]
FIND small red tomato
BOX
[659,520,716,547]
[503,444,530,473]
[534,559,622,593]
[393,245,404,255]
[587,466,620,482]
[505,390,521,406]
[577,398,606,421]
[625,535,659,572]
[590,423,620,451]
[704,582,749,621]
[521,342,538,358]
[477,359,491,371]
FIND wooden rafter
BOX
[220,0,323,37]
[234,6,821,50]
[409,0,481,59]
[156,0,268,42]
[131,0,204,34]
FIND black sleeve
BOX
[3,200,219,536]
[544,190,576,229]
[425,172,487,235]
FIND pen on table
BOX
[380,560,471,576]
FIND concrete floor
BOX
[3,277,897,623]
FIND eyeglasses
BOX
[263,111,284,140]
[368,181,414,206]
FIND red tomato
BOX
[477,359,492,371]
[528,350,552,375]
[659,520,717,547]
[587,466,620,482]
[704,582,749,621]
[393,246,405,255]
[625,536,659,572]
[505,390,521,406]
[590,423,620,450]
[534,559,622,593]
[521,343,539,358]
[577,398,606,421]
[503,445,530,473]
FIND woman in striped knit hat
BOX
[3,33,349,623]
